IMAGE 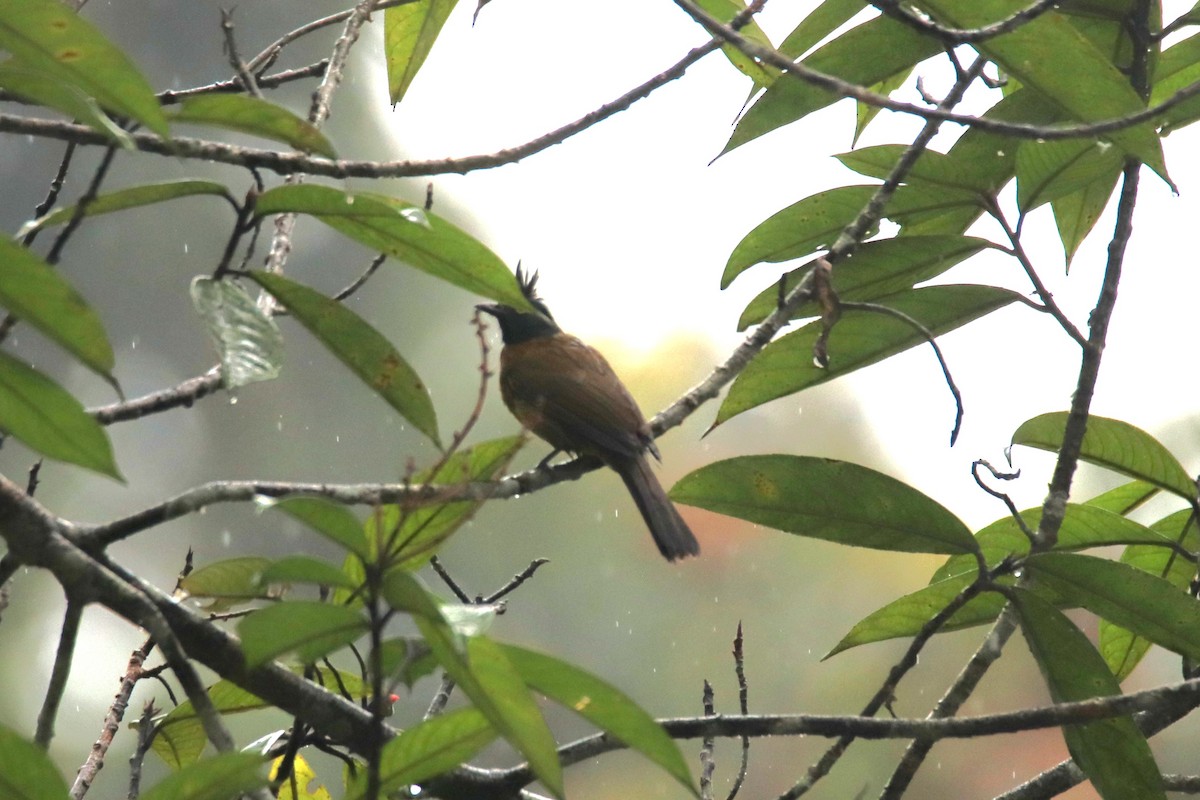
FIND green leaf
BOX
[263,496,370,558]
[180,556,273,611]
[1016,138,1124,213]
[1028,552,1200,664]
[239,602,368,669]
[1084,480,1159,515]
[853,69,911,145]
[370,435,524,569]
[254,185,531,311]
[502,644,696,793]
[917,0,1168,184]
[1152,31,1200,133]
[776,0,861,59]
[723,15,942,154]
[385,0,458,106]
[189,276,283,388]
[736,235,990,330]
[1052,167,1122,268]
[694,0,778,88]
[0,725,70,800]
[140,752,267,800]
[718,285,1019,427]
[20,180,232,235]
[1012,412,1196,500]
[0,349,121,480]
[248,271,440,447]
[382,572,563,798]
[837,145,996,193]
[1013,588,1166,800]
[0,238,115,382]
[153,681,266,768]
[259,555,358,590]
[0,0,168,136]
[167,95,335,157]
[0,58,132,146]
[931,503,1183,585]
[723,185,980,287]
[462,637,563,797]
[671,455,976,554]
[1100,509,1198,680]
[826,574,1009,657]
[345,708,495,800]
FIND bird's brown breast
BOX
[498,333,652,462]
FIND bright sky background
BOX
[367,0,1200,531]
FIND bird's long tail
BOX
[617,456,700,561]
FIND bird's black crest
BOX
[515,263,554,319]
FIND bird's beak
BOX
[475,303,502,317]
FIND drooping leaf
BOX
[1012,413,1196,500]
[238,602,368,669]
[140,752,268,800]
[717,285,1019,427]
[671,455,977,554]
[1100,509,1199,681]
[693,0,778,89]
[0,0,168,136]
[1013,588,1166,800]
[190,276,284,388]
[722,15,942,154]
[853,68,911,145]
[382,572,563,798]
[1052,167,1121,268]
[0,349,122,480]
[254,185,531,311]
[261,496,371,559]
[0,725,70,800]
[1027,552,1200,664]
[723,184,981,287]
[736,235,990,330]
[917,0,1169,184]
[167,95,335,157]
[344,708,495,800]
[836,145,997,193]
[0,58,132,146]
[503,644,697,793]
[248,271,440,447]
[0,238,114,381]
[385,0,458,106]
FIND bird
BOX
[476,267,700,561]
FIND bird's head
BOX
[476,264,561,344]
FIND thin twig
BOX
[700,680,716,800]
[727,623,750,800]
[972,460,1034,542]
[840,301,964,446]
[71,636,156,799]
[871,0,1060,44]
[35,599,83,748]
[220,9,262,98]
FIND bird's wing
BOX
[500,335,650,461]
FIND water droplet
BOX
[229,395,239,405]
[183,243,189,254]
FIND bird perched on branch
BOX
[476,268,699,561]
